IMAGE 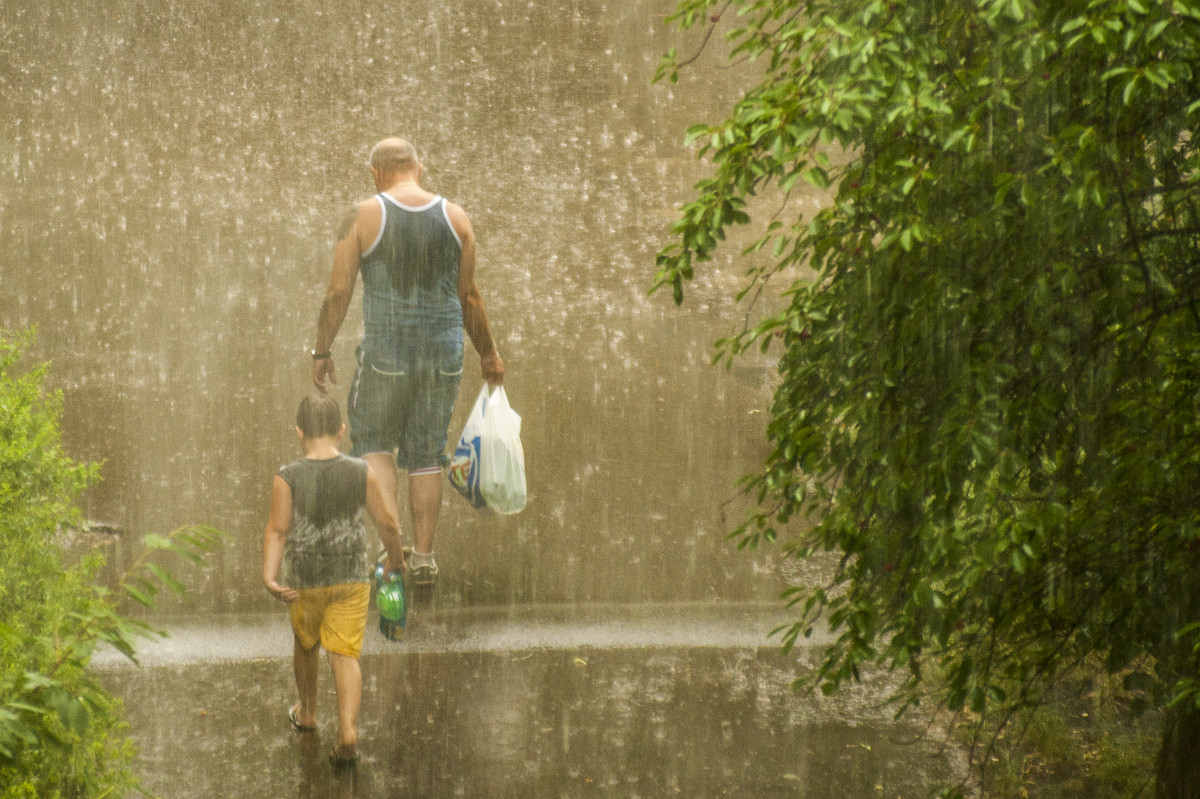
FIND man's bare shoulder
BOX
[443,198,469,218]
[336,198,381,242]
[443,200,473,239]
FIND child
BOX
[262,393,405,765]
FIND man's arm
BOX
[449,202,505,385]
[262,475,297,603]
[312,202,374,391]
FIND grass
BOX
[964,661,1160,799]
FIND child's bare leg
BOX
[327,651,361,757]
[293,635,319,727]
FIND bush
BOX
[0,331,221,797]
[0,330,138,796]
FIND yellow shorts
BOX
[289,582,370,659]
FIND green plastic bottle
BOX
[375,566,407,641]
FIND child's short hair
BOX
[296,394,342,438]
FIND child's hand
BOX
[265,579,299,603]
[383,553,406,576]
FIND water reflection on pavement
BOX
[96,604,964,798]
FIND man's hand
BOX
[313,356,336,392]
[482,350,505,386]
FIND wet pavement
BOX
[96,603,966,799]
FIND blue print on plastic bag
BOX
[448,432,486,508]
[447,386,489,510]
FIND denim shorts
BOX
[348,347,463,471]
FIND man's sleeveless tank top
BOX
[279,454,371,589]
[359,194,464,371]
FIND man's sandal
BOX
[410,563,438,587]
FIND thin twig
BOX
[675,0,735,71]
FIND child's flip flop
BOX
[329,747,359,768]
[289,703,316,731]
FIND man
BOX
[311,137,504,587]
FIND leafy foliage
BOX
[656,0,1200,788]
[0,331,223,797]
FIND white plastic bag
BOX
[447,385,488,509]
[479,386,526,514]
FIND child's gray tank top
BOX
[278,454,371,589]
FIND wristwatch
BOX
[311,349,332,360]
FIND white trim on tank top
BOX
[439,200,462,248]
[363,196,387,257]
[380,192,441,213]
[363,194,462,256]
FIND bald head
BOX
[369,138,420,177]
